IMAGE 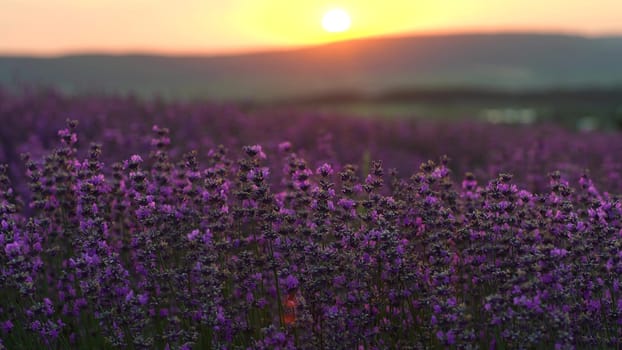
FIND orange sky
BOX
[2,0,622,56]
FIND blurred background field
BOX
[3,33,622,130]
[2,89,621,196]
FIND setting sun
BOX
[322,8,351,33]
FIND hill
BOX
[2,33,622,100]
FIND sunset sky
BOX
[2,0,622,56]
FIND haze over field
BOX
[3,1,622,101]
[2,33,622,100]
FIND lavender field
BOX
[1,90,622,349]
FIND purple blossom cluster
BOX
[0,91,622,349]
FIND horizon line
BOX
[2,28,622,59]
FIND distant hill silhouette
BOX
[1,33,622,100]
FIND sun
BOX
[322,8,351,33]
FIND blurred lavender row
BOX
[2,90,621,195]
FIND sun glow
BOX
[322,8,351,33]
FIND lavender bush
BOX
[1,90,622,349]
